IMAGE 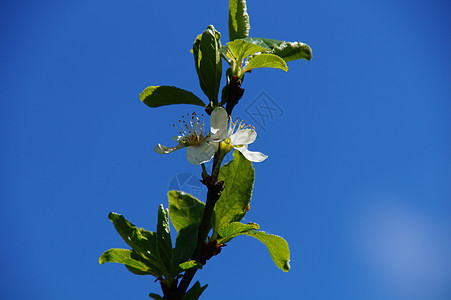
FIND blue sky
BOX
[1,0,450,299]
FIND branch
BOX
[174,152,224,298]
[173,76,245,299]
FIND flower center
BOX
[173,112,208,146]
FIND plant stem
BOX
[173,81,244,299]
[174,151,224,298]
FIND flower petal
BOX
[154,143,185,154]
[230,129,257,145]
[172,136,183,142]
[210,107,229,134]
[235,145,268,162]
[209,127,231,142]
[186,142,219,165]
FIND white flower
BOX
[154,108,229,165]
[226,116,268,162]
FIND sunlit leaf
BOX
[220,45,233,64]
[175,260,202,274]
[229,0,250,41]
[168,191,205,232]
[242,53,288,73]
[245,230,291,272]
[227,39,266,62]
[217,222,259,244]
[107,213,161,264]
[156,205,173,276]
[99,248,160,277]
[241,37,312,62]
[192,25,222,104]
[212,151,255,238]
[140,86,206,108]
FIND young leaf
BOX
[244,230,291,272]
[242,53,288,73]
[140,86,206,108]
[107,213,160,262]
[270,41,312,62]
[192,25,222,104]
[229,0,250,41]
[168,191,205,232]
[181,281,208,300]
[217,222,260,244]
[227,39,266,62]
[212,151,255,238]
[220,45,233,64]
[99,248,161,277]
[149,293,164,300]
[156,205,173,276]
[241,37,312,62]
[173,223,199,266]
[175,260,202,274]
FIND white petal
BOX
[186,142,218,165]
[154,143,184,154]
[172,136,183,142]
[235,145,268,162]
[210,107,229,134]
[230,129,257,145]
[209,127,231,142]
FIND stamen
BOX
[170,111,208,146]
[181,117,192,134]
[173,122,185,136]
[230,118,255,134]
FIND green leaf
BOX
[242,53,288,73]
[173,223,199,266]
[149,293,164,300]
[125,265,154,276]
[220,45,233,64]
[176,260,202,274]
[168,191,205,232]
[212,151,255,238]
[99,248,160,277]
[181,281,208,300]
[241,37,312,62]
[192,25,222,104]
[156,205,173,276]
[244,230,291,272]
[107,213,160,262]
[227,39,267,62]
[107,213,166,276]
[271,41,312,62]
[229,0,250,41]
[140,86,206,108]
[217,222,260,244]
[168,191,205,266]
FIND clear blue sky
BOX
[1,1,450,299]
